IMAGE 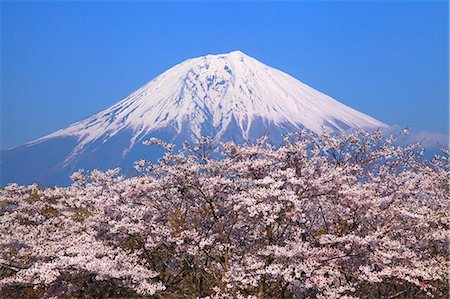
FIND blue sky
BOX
[2,1,448,149]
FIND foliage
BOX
[0,129,448,298]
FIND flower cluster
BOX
[1,129,448,298]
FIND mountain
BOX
[1,51,386,186]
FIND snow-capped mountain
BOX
[2,51,386,186]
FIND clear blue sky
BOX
[2,1,448,149]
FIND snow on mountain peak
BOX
[33,50,386,162]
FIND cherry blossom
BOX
[1,129,447,298]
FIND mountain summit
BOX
[2,51,386,186]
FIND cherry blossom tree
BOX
[1,129,448,298]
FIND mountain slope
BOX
[2,51,386,186]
